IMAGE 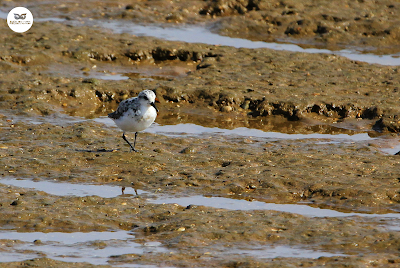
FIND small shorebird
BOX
[108,90,158,152]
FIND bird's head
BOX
[138,90,159,112]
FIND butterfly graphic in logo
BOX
[13,13,27,20]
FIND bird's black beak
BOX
[151,102,159,113]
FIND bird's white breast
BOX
[113,105,157,133]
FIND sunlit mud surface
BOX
[1,1,400,267]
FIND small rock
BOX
[10,200,20,206]
[196,57,216,70]
[82,78,99,85]
[241,100,250,109]
[166,12,183,22]
[221,105,233,112]
[180,147,197,154]
[229,184,245,195]
[221,161,231,167]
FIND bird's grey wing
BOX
[108,98,140,119]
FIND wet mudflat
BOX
[1,0,400,267]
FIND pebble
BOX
[221,105,233,112]
[180,147,197,154]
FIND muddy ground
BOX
[5,0,400,54]
[1,0,400,267]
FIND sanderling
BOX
[108,89,158,152]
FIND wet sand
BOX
[1,1,400,267]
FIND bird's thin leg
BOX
[122,133,137,152]
[133,132,138,151]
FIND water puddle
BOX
[0,10,8,19]
[0,230,169,266]
[97,117,400,154]
[9,112,379,143]
[152,195,400,219]
[0,178,141,198]
[148,123,373,142]
[95,117,374,141]
[6,112,400,155]
[97,21,400,66]
[1,178,400,220]
[224,245,346,259]
[0,229,346,264]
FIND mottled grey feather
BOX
[108,97,141,120]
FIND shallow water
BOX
[97,21,400,66]
[148,123,373,141]
[94,117,400,155]
[13,111,400,155]
[95,117,373,141]
[0,230,169,266]
[152,195,400,219]
[10,113,378,143]
[2,178,400,219]
[0,229,346,264]
[225,245,346,259]
[0,178,140,198]
[8,113,400,155]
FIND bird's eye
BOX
[143,96,148,100]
